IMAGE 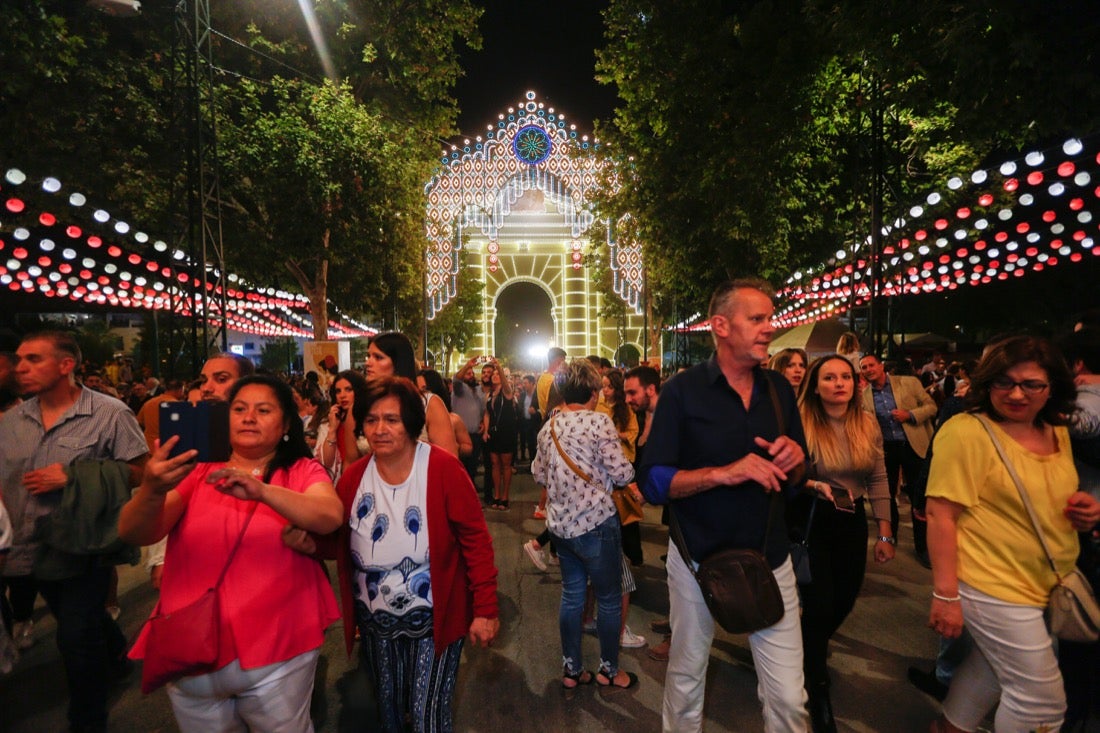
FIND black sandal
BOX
[596,669,638,690]
[561,669,594,689]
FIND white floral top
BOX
[532,409,635,539]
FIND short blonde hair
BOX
[560,359,602,404]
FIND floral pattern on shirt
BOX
[532,409,634,539]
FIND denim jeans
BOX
[552,514,622,677]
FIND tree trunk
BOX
[285,229,331,342]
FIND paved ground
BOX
[0,467,1067,732]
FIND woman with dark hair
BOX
[366,332,459,457]
[481,360,517,510]
[794,356,893,731]
[292,376,499,732]
[594,369,646,646]
[532,359,637,690]
[926,335,1100,733]
[417,369,473,459]
[769,348,809,393]
[318,369,370,479]
[119,374,344,732]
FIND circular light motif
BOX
[1064,138,1084,156]
[512,125,552,165]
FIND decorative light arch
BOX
[424,91,604,318]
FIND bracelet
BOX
[876,535,896,545]
[932,591,961,603]
[326,440,337,445]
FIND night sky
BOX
[453,0,615,138]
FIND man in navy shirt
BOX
[643,279,810,733]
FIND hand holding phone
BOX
[831,485,856,513]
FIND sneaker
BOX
[532,508,546,520]
[13,621,34,650]
[620,626,647,648]
[548,553,559,566]
[523,540,548,572]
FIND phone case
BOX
[160,401,231,462]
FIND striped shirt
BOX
[0,386,148,575]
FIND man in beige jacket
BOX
[860,354,936,562]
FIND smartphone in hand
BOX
[161,401,230,462]
[831,485,856,513]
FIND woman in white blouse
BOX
[532,359,637,690]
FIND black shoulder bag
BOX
[667,375,793,634]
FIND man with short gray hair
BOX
[643,279,810,733]
[0,331,148,733]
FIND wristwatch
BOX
[877,536,896,545]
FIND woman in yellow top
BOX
[926,335,1100,733]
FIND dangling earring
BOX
[283,433,290,442]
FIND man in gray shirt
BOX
[0,331,148,733]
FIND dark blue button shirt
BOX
[642,358,808,567]
[869,381,908,443]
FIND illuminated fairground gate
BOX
[424,92,646,371]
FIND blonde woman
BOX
[835,331,862,372]
[795,355,893,732]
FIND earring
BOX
[283,433,290,442]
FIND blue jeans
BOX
[552,515,622,677]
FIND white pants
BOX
[663,542,809,733]
[167,648,320,733]
[943,582,1065,733]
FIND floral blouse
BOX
[532,408,635,539]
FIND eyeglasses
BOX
[990,376,1049,394]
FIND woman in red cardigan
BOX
[288,376,499,732]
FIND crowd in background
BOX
[1,304,1100,732]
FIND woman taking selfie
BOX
[793,355,893,732]
[120,375,344,732]
[926,335,1100,733]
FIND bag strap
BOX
[550,415,593,484]
[669,372,790,565]
[212,502,259,588]
[973,414,1062,579]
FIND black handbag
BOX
[670,496,784,634]
[788,497,817,586]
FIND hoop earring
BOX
[283,434,290,442]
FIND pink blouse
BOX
[130,459,340,671]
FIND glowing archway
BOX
[424,91,645,362]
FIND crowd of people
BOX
[1,290,1099,732]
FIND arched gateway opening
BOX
[424,91,647,373]
[493,281,554,373]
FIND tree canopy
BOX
[593,0,1100,319]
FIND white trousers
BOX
[167,648,320,733]
[663,542,809,733]
[943,582,1065,733]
